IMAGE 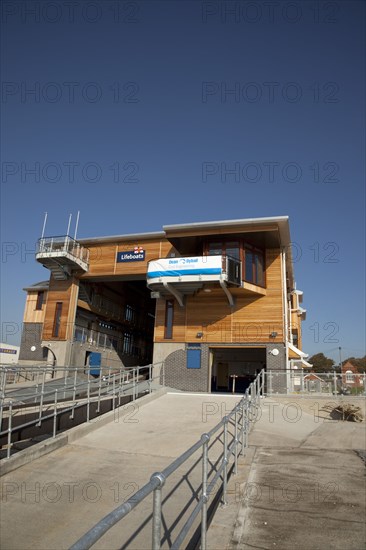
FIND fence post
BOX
[201,433,210,550]
[151,472,166,550]
[37,370,46,427]
[240,398,245,456]
[97,367,103,413]
[222,418,228,506]
[333,370,337,395]
[7,401,13,459]
[234,407,238,475]
[87,370,91,422]
[268,370,272,395]
[71,367,78,419]
[53,389,58,438]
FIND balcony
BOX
[147,255,241,306]
[36,236,89,280]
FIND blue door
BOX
[89,352,102,376]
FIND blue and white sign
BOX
[117,247,145,262]
[147,256,222,278]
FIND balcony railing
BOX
[36,235,89,269]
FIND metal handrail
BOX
[70,369,265,550]
[0,363,165,459]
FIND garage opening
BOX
[210,347,266,393]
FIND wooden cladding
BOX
[23,292,47,324]
[42,278,79,341]
[154,248,284,344]
[82,239,178,278]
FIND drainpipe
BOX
[281,249,289,390]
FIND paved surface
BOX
[207,396,366,550]
[1,394,365,550]
[0,392,240,549]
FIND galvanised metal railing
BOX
[69,369,265,550]
[0,363,165,460]
[265,369,366,396]
[37,235,90,265]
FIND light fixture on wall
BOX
[269,348,279,356]
[196,332,203,338]
[270,331,278,338]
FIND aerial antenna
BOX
[41,212,48,239]
[66,213,72,237]
[74,210,80,240]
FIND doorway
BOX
[210,347,266,393]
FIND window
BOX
[52,302,62,337]
[125,304,135,323]
[345,370,353,383]
[205,239,265,286]
[226,241,240,260]
[244,246,265,286]
[164,300,174,339]
[123,332,133,355]
[36,291,45,310]
[207,241,240,259]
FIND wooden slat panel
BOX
[154,248,284,344]
[83,239,170,278]
[23,292,47,323]
[42,278,78,341]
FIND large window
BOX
[244,246,265,286]
[205,239,265,286]
[52,302,62,337]
[207,241,240,259]
[164,300,174,339]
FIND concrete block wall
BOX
[157,343,209,392]
[18,323,47,362]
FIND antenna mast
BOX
[74,211,80,240]
[66,213,72,237]
[41,212,48,239]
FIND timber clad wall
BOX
[23,292,47,324]
[81,239,177,278]
[154,248,284,344]
[42,277,79,341]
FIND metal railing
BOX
[70,369,265,550]
[0,363,165,460]
[37,235,90,265]
[265,369,366,396]
[223,255,242,285]
[73,325,152,360]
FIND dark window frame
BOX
[164,299,174,339]
[52,302,63,337]
[204,238,266,287]
[35,291,45,310]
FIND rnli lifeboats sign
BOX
[117,246,145,262]
[147,256,222,278]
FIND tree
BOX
[343,356,366,370]
[308,353,335,372]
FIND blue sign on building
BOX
[117,249,145,262]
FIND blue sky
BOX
[1,0,365,363]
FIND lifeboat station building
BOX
[19,216,309,393]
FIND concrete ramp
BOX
[1,391,240,549]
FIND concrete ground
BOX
[1,393,365,550]
[0,391,240,550]
[207,396,366,550]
